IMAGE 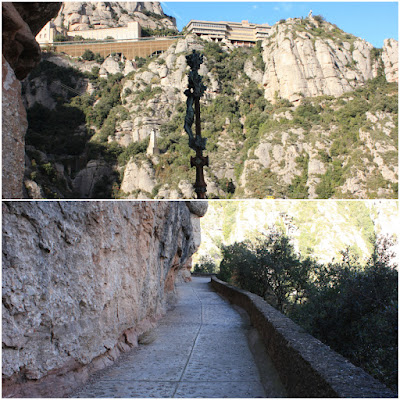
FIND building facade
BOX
[36,21,68,44]
[186,19,271,46]
[68,22,141,41]
[36,21,141,44]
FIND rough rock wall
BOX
[2,200,206,397]
[382,38,399,83]
[195,200,398,265]
[261,17,398,102]
[53,2,176,32]
[2,2,61,198]
[2,56,27,199]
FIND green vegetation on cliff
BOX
[23,22,398,198]
[218,232,398,392]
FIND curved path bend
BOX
[73,277,286,398]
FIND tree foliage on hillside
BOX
[23,36,397,199]
[219,231,314,311]
[218,232,398,392]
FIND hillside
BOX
[22,11,398,199]
[52,2,177,36]
[194,200,398,266]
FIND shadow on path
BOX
[72,277,286,398]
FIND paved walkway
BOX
[73,277,285,398]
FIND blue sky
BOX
[161,2,398,48]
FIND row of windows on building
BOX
[192,22,227,29]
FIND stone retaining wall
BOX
[211,277,395,398]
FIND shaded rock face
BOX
[72,160,113,198]
[2,2,40,80]
[2,56,27,199]
[2,2,62,80]
[2,201,203,397]
[13,3,63,36]
[2,2,61,199]
[186,201,209,217]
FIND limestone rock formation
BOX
[195,200,398,266]
[19,16,398,200]
[2,2,61,199]
[259,17,386,102]
[382,38,399,83]
[120,159,157,196]
[2,201,205,397]
[53,2,177,32]
[72,160,113,198]
[2,57,27,199]
[186,201,209,217]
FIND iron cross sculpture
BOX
[184,50,208,199]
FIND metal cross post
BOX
[184,50,208,199]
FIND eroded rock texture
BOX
[2,2,61,198]
[2,2,61,80]
[261,17,398,102]
[52,2,176,32]
[2,201,202,397]
[382,38,399,83]
[2,56,27,199]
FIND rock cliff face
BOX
[115,31,397,199]
[2,201,206,397]
[195,200,398,266]
[53,2,177,32]
[259,16,398,102]
[2,57,27,199]
[382,38,399,83]
[2,2,61,80]
[2,2,61,198]
[20,16,398,199]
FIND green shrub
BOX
[193,255,217,274]
[26,103,88,155]
[117,138,149,165]
[313,14,325,24]
[218,231,397,391]
[219,232,313,312]
[82,49,95,61]
[291,235,398,392]
[315,159,344,198]
[54,34,68,42]
[288,154,309,198]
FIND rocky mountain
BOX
[194,200,398,266]
[21,13,398,199]
[260,17,398,102]
[52,2,177,33]
[2,2,62,199]
[2,200,207,397]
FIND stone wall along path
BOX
[72,277,286,398]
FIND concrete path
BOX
[73,277,285,398]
